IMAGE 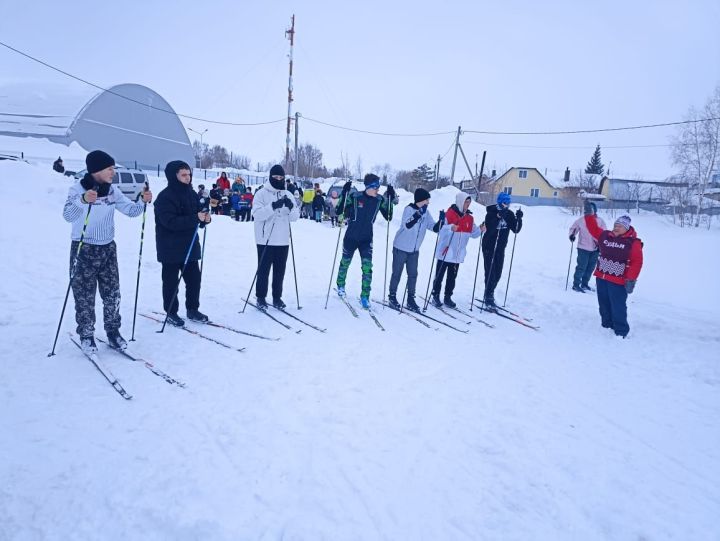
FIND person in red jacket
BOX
[216,171,231,192]
[584,205,643,338]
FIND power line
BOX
[303,116,455,137]
[462,141,679,150]
[3,40,717,137]
[0,40,285,127]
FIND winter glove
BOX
[583,200,593,215]
[569,234,576,242]
[439,210,446,223]
[625,279,636,295]
[283,196,294,210]
[516,209,524,219]
[385,185,396,201]
[419,205,427,215]
[271,199,284,210]
[342,181,352,194]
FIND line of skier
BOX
[58,149,644,355]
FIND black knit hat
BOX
[414,188,431,203]
[269,164,285,178]
[86,150,115,174]
[364,173,380,188]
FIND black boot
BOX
[406,296,420,312]
[187,309,209,323]
[272,298,286,309]
[387,294,401,310]
[107,330,127,350]
[256,297,269,309]
[430,293,442,308]
[80,335,98,354]
[443,296,456,309]
[166,312,185,327]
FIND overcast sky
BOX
[1,0,719,180]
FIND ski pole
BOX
[241,220,276,313]
[422,216,444,311]
[383,191,391,307]
[198,196,210,278]
[468,152,487,311]
[288,221,300,309]
[565,238,575,291]
[470,229,484,311]
[158,223,201,333]
[130,181,150,341]
[324,218,344,309]
[48,203,94,356]
[502,232,518,307]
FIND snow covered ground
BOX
[1,155,719,540]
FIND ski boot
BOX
[443,296,456,309]
[430,293,443,308]
[187,309,209,323]
[483,294,497,308]
[337,286,346,298]
[360,297,371,310]
[80,335,98,355]
[272,298,286,309]
[387,294,401,310]
[166,312,185,327]
[571,285,585,293]
[256,297,269,309]
[405,296,421,313]
[107,330,127,351]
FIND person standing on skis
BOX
[568,201,605,292]
[335,174,397,309]
[481,192,523,307]
[430,191,481,308]
[388,188,439,312]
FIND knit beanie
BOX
[614,215,631,231]
[86,150,115,174]
[414,188,431,203]
[269,164,285,178]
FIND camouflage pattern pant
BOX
[336,237,373,299]
[70,241,121,338]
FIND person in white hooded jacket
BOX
[251,165,300,308]
[430,191,481,308]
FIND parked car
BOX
[74,165,149,201]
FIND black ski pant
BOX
[70,241,121,338]
[483,244,506,298]
[161,261,201,314]
[432,259,459,298]
[256,244,289,301]
[389,247,419,298]
[596,277,629,337]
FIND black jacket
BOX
[481,204,522,252]
[154,165,202,264]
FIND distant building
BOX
[0,83,193,169]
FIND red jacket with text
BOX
[585,215,643,286]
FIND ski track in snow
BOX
[0,158,719,540]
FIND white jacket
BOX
[251,181,301,245]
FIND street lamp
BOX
[188,127,208,168]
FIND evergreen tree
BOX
[585,145,605,175]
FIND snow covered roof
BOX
[547,173,602,190]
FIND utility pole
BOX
[293,112,300,180]
[435,154,441,190]
[450,126,461,184]
[285,14,296,168]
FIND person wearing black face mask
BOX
[250,164,300,309]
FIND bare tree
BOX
[671,84,720,227]
[355,155,364,180]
